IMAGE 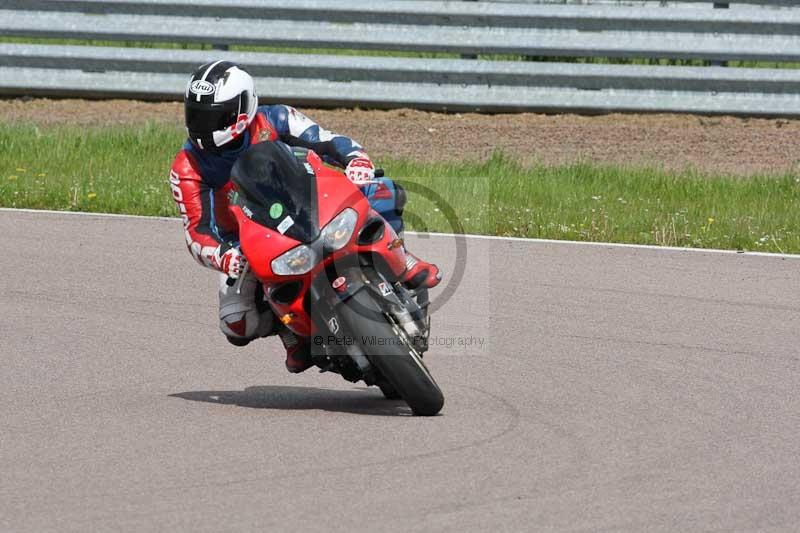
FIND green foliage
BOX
[1,123,798,253]
[390,152,800,253]
[0,122,180,216]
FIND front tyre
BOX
[377,380,402,400]
[338,288,444,416]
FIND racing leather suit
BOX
[169,105,406,343]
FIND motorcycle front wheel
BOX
[337,286,444,416]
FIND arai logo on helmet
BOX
[190,80,215,95]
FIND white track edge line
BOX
[412,230,800,259]
[2,207,799,260]
[0,207,178,222]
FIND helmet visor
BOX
[185,92,249,136]
[185,101,237,136]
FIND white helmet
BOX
[184,61,258,152]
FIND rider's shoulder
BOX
[258,103,291,114]
[170,143,202,179]
[260,104,303,122]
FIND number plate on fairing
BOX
[378,282,393,297]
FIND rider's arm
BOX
[169,150,224,270]
[265,105,368,168]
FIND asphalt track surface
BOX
[2,210,800,532]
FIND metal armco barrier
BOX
[1,0,799,115]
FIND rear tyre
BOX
[338,288,444,416]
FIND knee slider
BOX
[220,309,273,340]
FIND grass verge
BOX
[1,122,798,253]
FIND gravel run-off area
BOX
[2,98,799,176]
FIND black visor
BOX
[185,91,248,136]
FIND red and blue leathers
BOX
[169,104,404,271]
[170,103,438,361]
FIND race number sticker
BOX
[277,216,294,235]
[378,282,393,297]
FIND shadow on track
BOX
[170,385,412,417]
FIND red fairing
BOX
[169,150,222,269]
[306,151,405,278]
[229,153,407,338]
[310,152,370,227]
[304,152,406,278]
[232,203,299,281]
[230,202,318,336]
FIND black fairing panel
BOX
[230,141,320,243]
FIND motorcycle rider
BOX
[169,60,441,373]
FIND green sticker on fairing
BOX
[269,202,284,219]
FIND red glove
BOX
[213,245,247,279]
[345,155,376,184]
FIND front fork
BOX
[306,261,430,383]
[307,268,373,382]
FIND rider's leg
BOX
[360,178,442,289]
[277,327,313,373]
[219,271,312,372]
[218,271,275,346]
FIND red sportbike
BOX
[227,142,443,416]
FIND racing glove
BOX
[345,153,376,184]
[213,244,247,279]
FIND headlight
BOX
[270,209,358,276]
[321,208,358,251]
[271,244,318,276]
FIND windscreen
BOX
[230,142,320,243]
